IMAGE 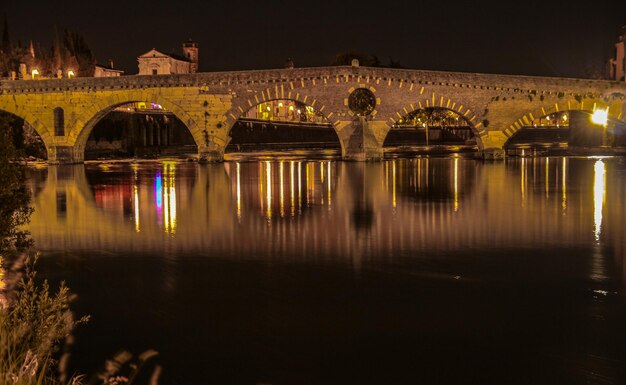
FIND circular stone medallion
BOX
[348,88,376,116]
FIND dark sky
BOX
[3,0,626,78]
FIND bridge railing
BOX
[1,66,625,96]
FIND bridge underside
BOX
[43,119,507,164]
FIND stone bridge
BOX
[1,65,626,163]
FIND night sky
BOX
[3,0,626,78]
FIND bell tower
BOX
[182,38,199,73]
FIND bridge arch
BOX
[0,105,54,152]
[0,107,49,159]
[503,97,626,140]
[73,96,203,159]
[385,95,486,149]
[226,95,342,153]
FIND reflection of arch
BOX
[27,162,239,252]
[74,97,202,152]
[504,98,626,139]
[30,165,97,225]
[390,157,477,203]
[386,93,484,149]
[228,97,341,151]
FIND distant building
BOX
[94,60,124,77]
[182,39,199,73]
[137,39,199,75]
[608,26,626,81]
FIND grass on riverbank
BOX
[0,255,88,385]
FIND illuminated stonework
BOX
[348,88,376,116]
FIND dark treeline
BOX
[0,112,46,159]
[0,115,32,250]
[0,16,95,78]
[332,51,404,68]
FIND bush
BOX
[0,116,87,385]
[0,255,89,385]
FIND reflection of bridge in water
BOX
[25,159,625,279]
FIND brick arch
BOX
[503,98,626,140]
[384,93,485,149]
[225,94,341,139]
[0,104,54,149]
[226,87,336,123]
[72,94,203,151]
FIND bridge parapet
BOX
[2,66,625,95]
[1,66,626,163]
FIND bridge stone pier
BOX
[1,65,626,163]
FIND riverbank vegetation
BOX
[0,116,87,385]
[0,256,88,385]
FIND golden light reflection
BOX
[593,160,606,242]
[392,160,397,208]
[521,158,526,206]
[311,163,315,204]
[425,158,429,189]
[266,161,272,220]
[133,170,140,233]
[279,161,285,218]
[236,162,241,220]
[290,161,295,217]
[259,162,264,213]
[327,161,332,207]
[562,158,567,210]
[163,163,177,234]
[298,162,302,213]
[305,162,309,205]
[545,158,549,199]
[0,256,5,309]
[320,163,324,205]
[454,157,459,211]
[385,162,389,186]
[417,158,421,191]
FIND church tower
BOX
[182,39,199,73]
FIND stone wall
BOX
[1,66,626,163]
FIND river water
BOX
[23,154,626,385]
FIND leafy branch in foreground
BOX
[0,117,33,251]
[0,255,89,385]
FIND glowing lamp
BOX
[67,70,75,78]
[31,69,39,79]
[591,109,608,127]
